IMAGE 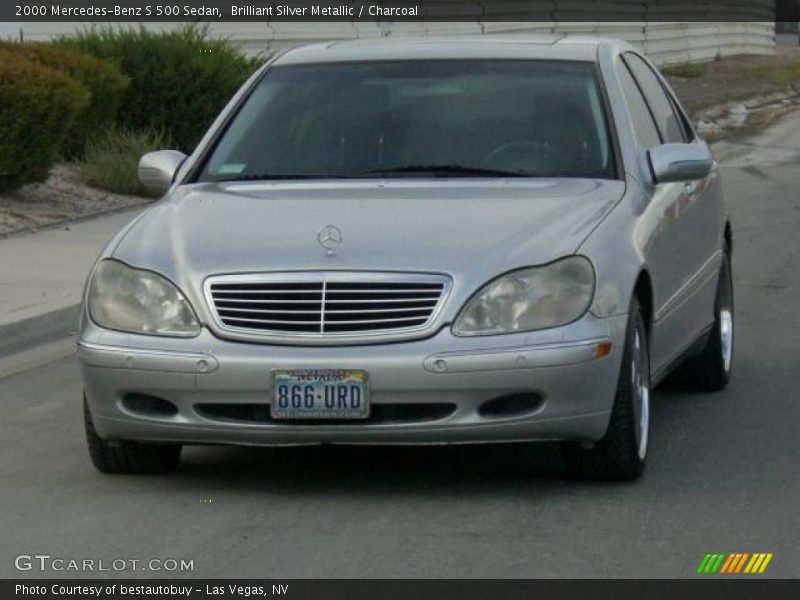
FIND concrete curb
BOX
[0,305,80,360]
[0,201,151,241]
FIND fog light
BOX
[479,393,543,417]
[122,393,178,417]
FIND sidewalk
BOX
[0,209,142,357]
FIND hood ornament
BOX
[317,224,342,256]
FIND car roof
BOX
[271,36,633,66]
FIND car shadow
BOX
[173,440,577,495]
[654,363,722,400]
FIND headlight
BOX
[453,256,595,336]
[87,260,200,337]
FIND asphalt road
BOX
[1,113,799,579]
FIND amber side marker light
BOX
[595,341,613,359]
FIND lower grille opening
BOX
[122,393,179,417]
[195,403,456,425]
[478,393,543,418]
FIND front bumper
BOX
[78,313,628,446]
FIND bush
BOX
[79,128,168,197]
[0,41,129,159]
[58,25,259,153]
[0,50,90,191]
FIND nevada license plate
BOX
[270,369,369,419]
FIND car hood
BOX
[112,179,624,320]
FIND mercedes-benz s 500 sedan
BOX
[78,37,734,480]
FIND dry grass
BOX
[79,128,167,197]
[661,63,709,79]
[747,61,800,87]
[666,47,800,118]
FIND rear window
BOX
[197,60,618,182]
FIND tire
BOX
[84,395,181,474]
[685,246,734,392]
[561,298,650,481]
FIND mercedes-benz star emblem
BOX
[317,225,343,256]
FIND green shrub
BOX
[0,41,129,159]
[79,128,168,197]
[0,50,90,191]
[58,25,259,153]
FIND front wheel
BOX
[561,298,650,481]
[84,395,181,474]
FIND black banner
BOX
[2,0,793,23]
[3,579,800,600]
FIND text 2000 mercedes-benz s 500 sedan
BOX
[78,37,734,480]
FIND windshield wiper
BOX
[211,165,531,182]
[362,164,530,178]
[212,173,355,182]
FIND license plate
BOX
[270,369,369,419]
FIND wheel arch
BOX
[632,269,654,337]
[724,220,733,255]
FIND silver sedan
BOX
[78,37,734,480]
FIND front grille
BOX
[206,273,450,337]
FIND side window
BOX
[624,53,687,143]
[616,60,661,150]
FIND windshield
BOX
[197,60,617,182]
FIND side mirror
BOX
[138,150,188,194]
[648,143,715,184]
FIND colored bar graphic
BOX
[758,554,773,573]
[697,554,712,573]
[721,553,738,574]
[751,554,766,573]
[734,553,749,573]
[728,553,741,573]
[704,554,719,573]
[700,552,773,575]
[719,554,736,574]
[744,554,759,573]
[710,554,725,573]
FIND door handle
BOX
[684,181,697,195]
